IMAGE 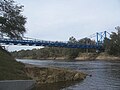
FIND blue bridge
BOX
[0,31,110,51]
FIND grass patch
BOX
[0,47,30,80]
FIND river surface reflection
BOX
[17,59,120,90]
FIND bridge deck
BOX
[0,38,102,49]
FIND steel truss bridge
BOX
[0,31,110,51]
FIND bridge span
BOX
[0,31,110,50]
[0,38,102,49]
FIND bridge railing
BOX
[0,30,111,50]
[0,38,104,50]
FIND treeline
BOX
[12,37,96,60]
[12,27,120,59]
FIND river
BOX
[17,59,120,90]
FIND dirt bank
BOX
[0,47,87,85]
[22,52,120,61]
[76,53,120,60]
[25,66,87,84]
[96,53,120,60]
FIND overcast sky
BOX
[8,0,120,51]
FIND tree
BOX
[0,17,6,24]
[103,37,110,52]
[0,0,26,39]
[107,26,120,56]
[68,36,77,44]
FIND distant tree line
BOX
[11,37,97,60]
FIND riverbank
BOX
[0,47,87,85]
[76,53,120,61]
[0,47,30,80]
[25,66,87,85]
[20,52,120,61]
[96,53,120,60]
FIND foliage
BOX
[103,26,120,56]
[0,0,26,39]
